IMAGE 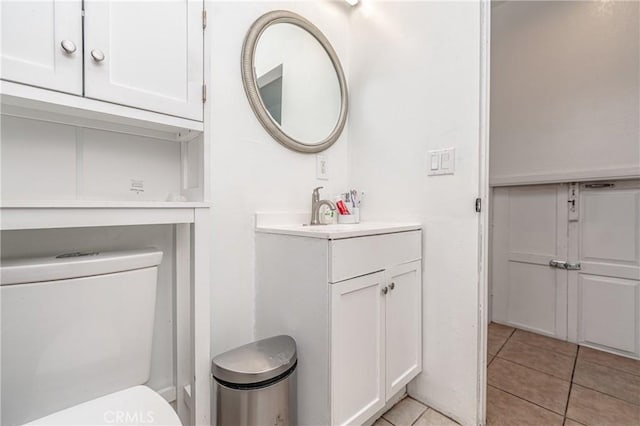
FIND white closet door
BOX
[491,184,568,339]
[0,0,82,94]
[571,180,640,358]
[83,0,203,120]
[331,272,385,426]
[385,261,422,397]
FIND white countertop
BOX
[255,221,422,240]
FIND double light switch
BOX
[428,148,455,176]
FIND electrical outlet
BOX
[316,155,329,180]
[130,179,145,194]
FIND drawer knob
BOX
[389,282,395,290]
[381,286,388,295]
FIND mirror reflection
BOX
[254,23,342,145]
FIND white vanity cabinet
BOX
[1,0,204,121]
[256,223,423,426]
[0,0,83,95]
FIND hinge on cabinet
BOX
[475,197,482,213]
[202,84,207,103]
[202,10,207,29]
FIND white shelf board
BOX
[1,201,211,230]
[1,80,203,142]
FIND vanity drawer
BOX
[329,230,422,283]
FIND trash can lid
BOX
[211,335,297,385]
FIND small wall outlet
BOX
[427,148,455,176]
[316,155,329,180]
[130,179,145,194]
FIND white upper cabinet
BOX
[1,0,83,95]
[83,0,203,121]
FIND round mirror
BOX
[242,11,348,153]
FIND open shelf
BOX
[1,201,211,230]
[1,81,203,142]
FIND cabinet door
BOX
[491,185,569,339]
[574,181,640,357]
[84,0,203,120]
[1,0,82,94]
[385,261,422,397]
[331,272,386,426]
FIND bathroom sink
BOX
[255,221,421,240]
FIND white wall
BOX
[208,0,351,356]
[1,116,183,202]
[348,2,483,425]
[490,1,640,185]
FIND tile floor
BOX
[487,322,640,426]
[374,396,459,426]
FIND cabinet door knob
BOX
[381,286,388,295]
[389,282,395,290]
[91,49,105,62]
[60,40,77,54]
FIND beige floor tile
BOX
[488,333,509,356]
[498,339,575,380]
[488,358,571,414]
[489,322,515,339]
[566,385,640,426]
[511,329,577,357]
[578,346,640,377]
[486,386,564,426]
[383,397,427,426]
[373,417,393,426]
[573,358,640,405]
[563,419,585,426]
[414,409,458,426]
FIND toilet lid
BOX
[25,386,182,426]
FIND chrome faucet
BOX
[310,186,336,225]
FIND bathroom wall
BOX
[1,116,185,202]
[348,2,484,425]
[490,1,640,185]
[208,1,351,356]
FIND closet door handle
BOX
[60,40,77,54]
[91,49,105,62]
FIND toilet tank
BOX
[0,248,163,426]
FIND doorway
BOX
[487,180,640,425]
[484,0,640,424]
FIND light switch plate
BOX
[427,148,455,176]
[316,155,329,180]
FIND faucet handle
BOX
[312,186,323,201]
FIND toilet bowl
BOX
[1,249,181,426]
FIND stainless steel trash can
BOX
[212,335,297,426]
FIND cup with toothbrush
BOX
[337,189,361,224]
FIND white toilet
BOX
[0,248,182,426]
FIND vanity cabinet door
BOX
[331,272,386,426]
[385,261,422,397]
[1,0,83,94]
[83,0,203,120]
